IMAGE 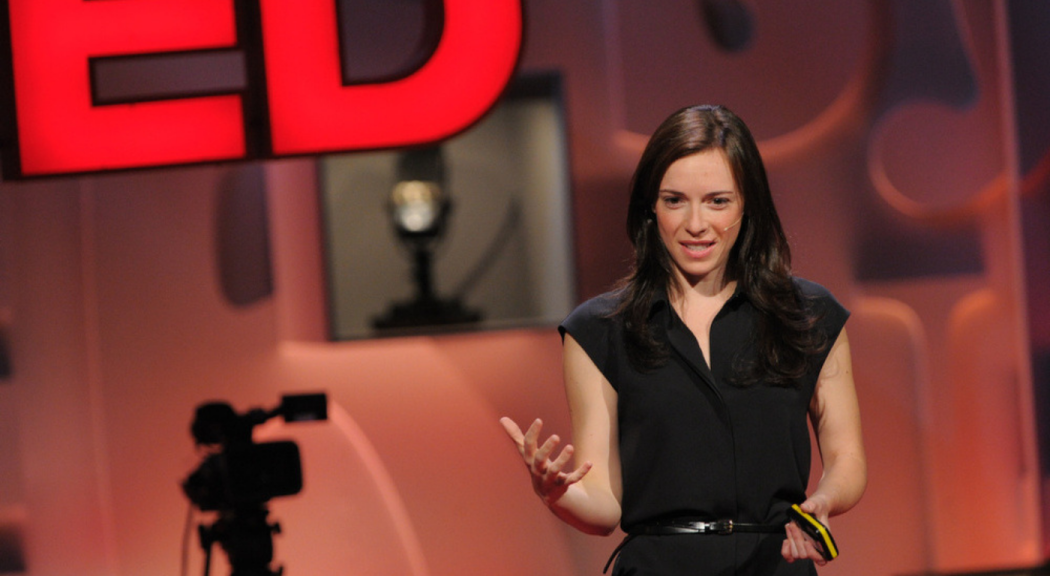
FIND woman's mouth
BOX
[680,241,715,258]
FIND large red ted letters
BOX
[3,0,523,177]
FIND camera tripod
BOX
[197,505,283,576]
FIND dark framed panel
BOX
[319,73,576,339]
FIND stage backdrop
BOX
[2,2,1049,576]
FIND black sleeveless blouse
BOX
[559,278,849,575]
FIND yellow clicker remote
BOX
[787,504,838,560]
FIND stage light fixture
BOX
[372,147,481,331]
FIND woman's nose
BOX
[685,207,708,234]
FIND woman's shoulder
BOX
[561,290,623,331]
[792,276,836,299]
[570,290,623,318]
[791,276,850,327]
[559,289,627,341]
[559,291,627,385]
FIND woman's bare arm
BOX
[500,334,622,535]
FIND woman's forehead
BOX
[659,149,737,191]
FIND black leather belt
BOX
[603,519,785,573]
[632,519,785,535]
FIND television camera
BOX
[181,393,327,576]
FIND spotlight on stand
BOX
[372,146,481,330]
[181,393,327,576]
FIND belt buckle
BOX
[710,520,733,534]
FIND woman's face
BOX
[654,149,744,289]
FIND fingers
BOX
[499,417,555,468]
[784,495,832,564]
[542,447,591,486]
[499,417,592,503]
[561,460,593,485]
[781,526,796,562]
[799,495,831,525]
[522,418,544,460]
[783,523,804,563]
[541,442,574,484]
[782,522,828,566]
[499,417,525,448]
[498,417,543,456]
[549,439,575,471]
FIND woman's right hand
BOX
[499,417,593,506]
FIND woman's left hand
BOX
[781,496,833,566]
[783,327,866,565]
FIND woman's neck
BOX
[673,268,733,298]
[670,275,736,316]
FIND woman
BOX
[501,105,866,575]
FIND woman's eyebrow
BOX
[657,188,737,196]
